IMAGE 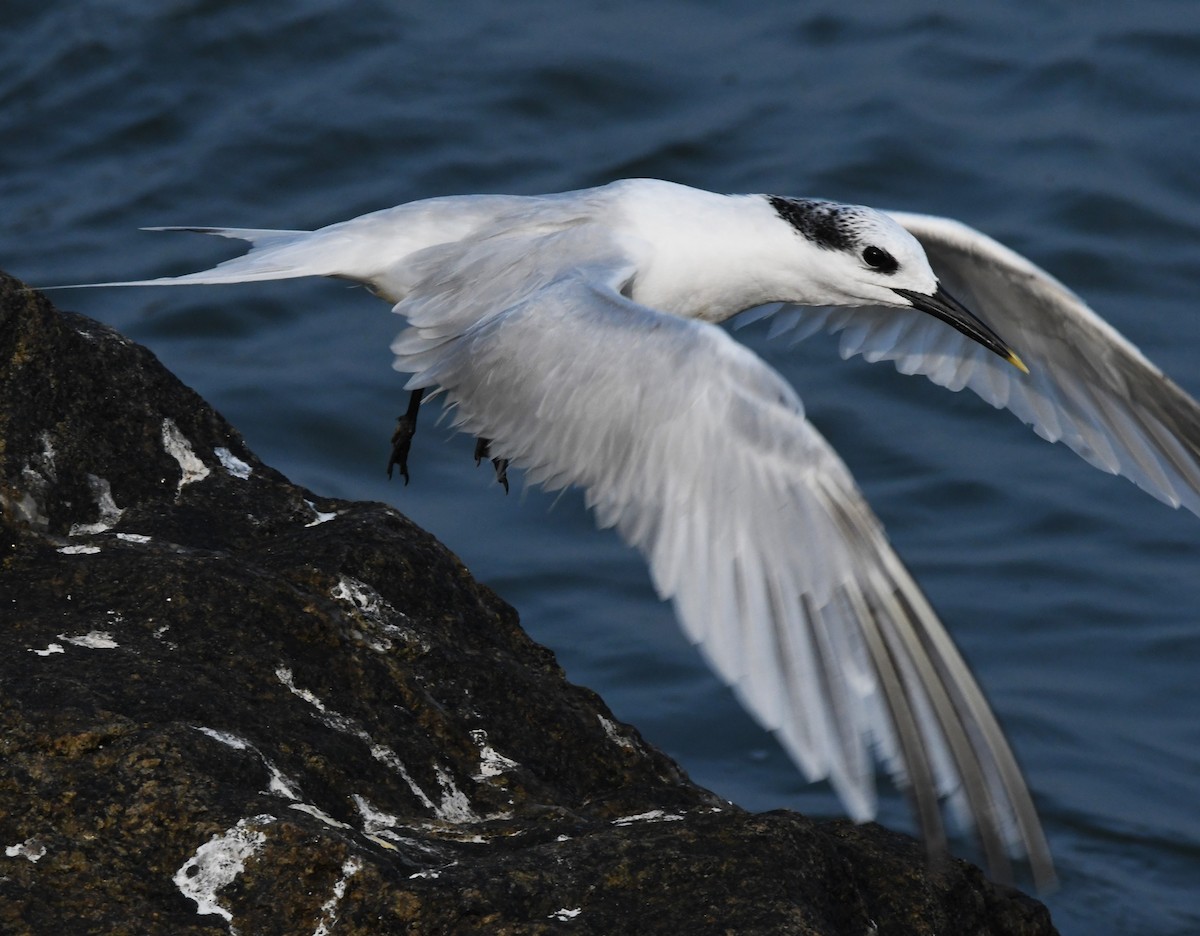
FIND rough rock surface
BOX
[0,271,1058,935]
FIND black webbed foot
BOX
[387,388,425,484]
[474,437,510,494]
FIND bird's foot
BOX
[474,438,510,494]
[387,417,416,484]
[387,388,425,484]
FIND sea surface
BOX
[4,2,1200,932]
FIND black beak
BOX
[893,285,1028,373]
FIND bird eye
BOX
[861,245,897,273]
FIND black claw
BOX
[474,437,510,495]
[386,421,413,485]
[387,388,425,484]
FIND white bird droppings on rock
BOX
[59,631,119,649]
[162,418,210,494]
[214,446,253,479]
[194,727,302,800]
[312,857,362,936]
[612,810,684,826]
[68,474,125,535]
[469,729,520,779]
[304,500,339,526]
[57,544,101,555]
[289,803,352,829]
[5,838,47,862]
[173,814,274,924]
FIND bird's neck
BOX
[613,183,832,322]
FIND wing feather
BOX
[761,211,1200,516]
[392,266,1053,886]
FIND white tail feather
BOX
[44,226,324,289]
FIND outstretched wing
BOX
[757,212,1200,516]
[393,264,1054,887]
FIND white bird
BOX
[55,178,1200,890]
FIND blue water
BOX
[5,3,1200,932]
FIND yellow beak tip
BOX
[1007,352,1030,375]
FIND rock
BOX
[0,270,1057,935]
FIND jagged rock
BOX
[0,271,1057,935]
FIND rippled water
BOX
[5,3,1200,932]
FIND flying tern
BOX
[54,178,1200,889]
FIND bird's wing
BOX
[393,264,1054,887]
[754,212,1200,516]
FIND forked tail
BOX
[44,226,326,288]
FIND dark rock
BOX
[0,270,1058,935]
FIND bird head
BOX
[767,196,1028,373]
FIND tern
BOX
[55,178,1200,889]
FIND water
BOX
[5,2,1200,931]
